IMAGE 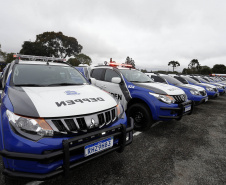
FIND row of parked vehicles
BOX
[0,55,225,180]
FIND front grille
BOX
[47,107,117,134]
[213,88,218,92]
[199,90,207,96]
[172,94,186,103]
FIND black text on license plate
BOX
[184,105,191,112]
[84,137,113,157]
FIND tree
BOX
[20,41,50,56]
[67,58,81,66]
[125,56,135,68]
[212,64,226,74]
[0,43,5,59]
[188,59,201,70]
[168,61,180,72]
[141,69,147,73]
[20,31,83,58]
[76,53,92,66]
[4,53,14,63]
[200,66,212,75]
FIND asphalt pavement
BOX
[1,95,226,185]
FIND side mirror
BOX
[90,78,96,85]
[111,77,121,84]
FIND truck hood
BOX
[199,83,216,88]
[133,82,184,95]
[178,84,205,91]
[8,85,117,118]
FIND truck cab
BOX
[89,62,193,131]
[0,55,133,180]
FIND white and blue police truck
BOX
[88,62,193,131]
[0,55,133,180]
[147,74,209,105]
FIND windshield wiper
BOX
[46,83,83,86]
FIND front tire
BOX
[127,103,153,131]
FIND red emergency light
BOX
[109,62,133,68]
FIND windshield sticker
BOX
[55,97,105,107]
[65,91,80,95]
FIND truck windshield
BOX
[120,69,153,83]
[162,75,183,85]
[198,77,209,83]
[11,64,88,86]
[182,76,199,84]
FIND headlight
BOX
[116,102,124,119]
[149,92,175,104]
[6,110,54,140]
[190,90,200,95]
[206,87,214,91]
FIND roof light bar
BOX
[109,62,133,68]
[13,54,66,62]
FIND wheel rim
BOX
[130,107,147,128]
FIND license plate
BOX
[217,93,220,97]
[184,105,191,112]
[204,97,208,102]
[84,137,113,157]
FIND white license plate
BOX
[217,93,220,97]
[184,105,191,112]
[84,137,113,157]
[204,97,208,102]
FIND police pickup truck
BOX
[0,55,133,180]
[148,74,208,105]
[89,62,193,131]
[172,75,220,99]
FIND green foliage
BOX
[188,59,201,70]
[67,58,81,66]
[20,31,83,58]
[76,53,92,66]
[20,41,50,56]
[212,64,226,74]
[200,66,212,75]
[141,69,147,73]
[4,53,14,63]
[0,43,5,59]
[125,56,135,68]
[0,44,13,63]
[168,61,180,72]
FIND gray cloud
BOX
[1,0,226,72]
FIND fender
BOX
[129,90,158,121]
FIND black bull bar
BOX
[0,118,134,180]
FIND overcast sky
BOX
[0,0,226,71]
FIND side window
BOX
[90,68,105,80]
[151,75,167,83]
[104,69,120,82]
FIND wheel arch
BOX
[127,98,154,119]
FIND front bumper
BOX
[0,118,134,180]
[158,100,194,120]
[194,96,208,105]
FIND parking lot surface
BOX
[1,95,226,185]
